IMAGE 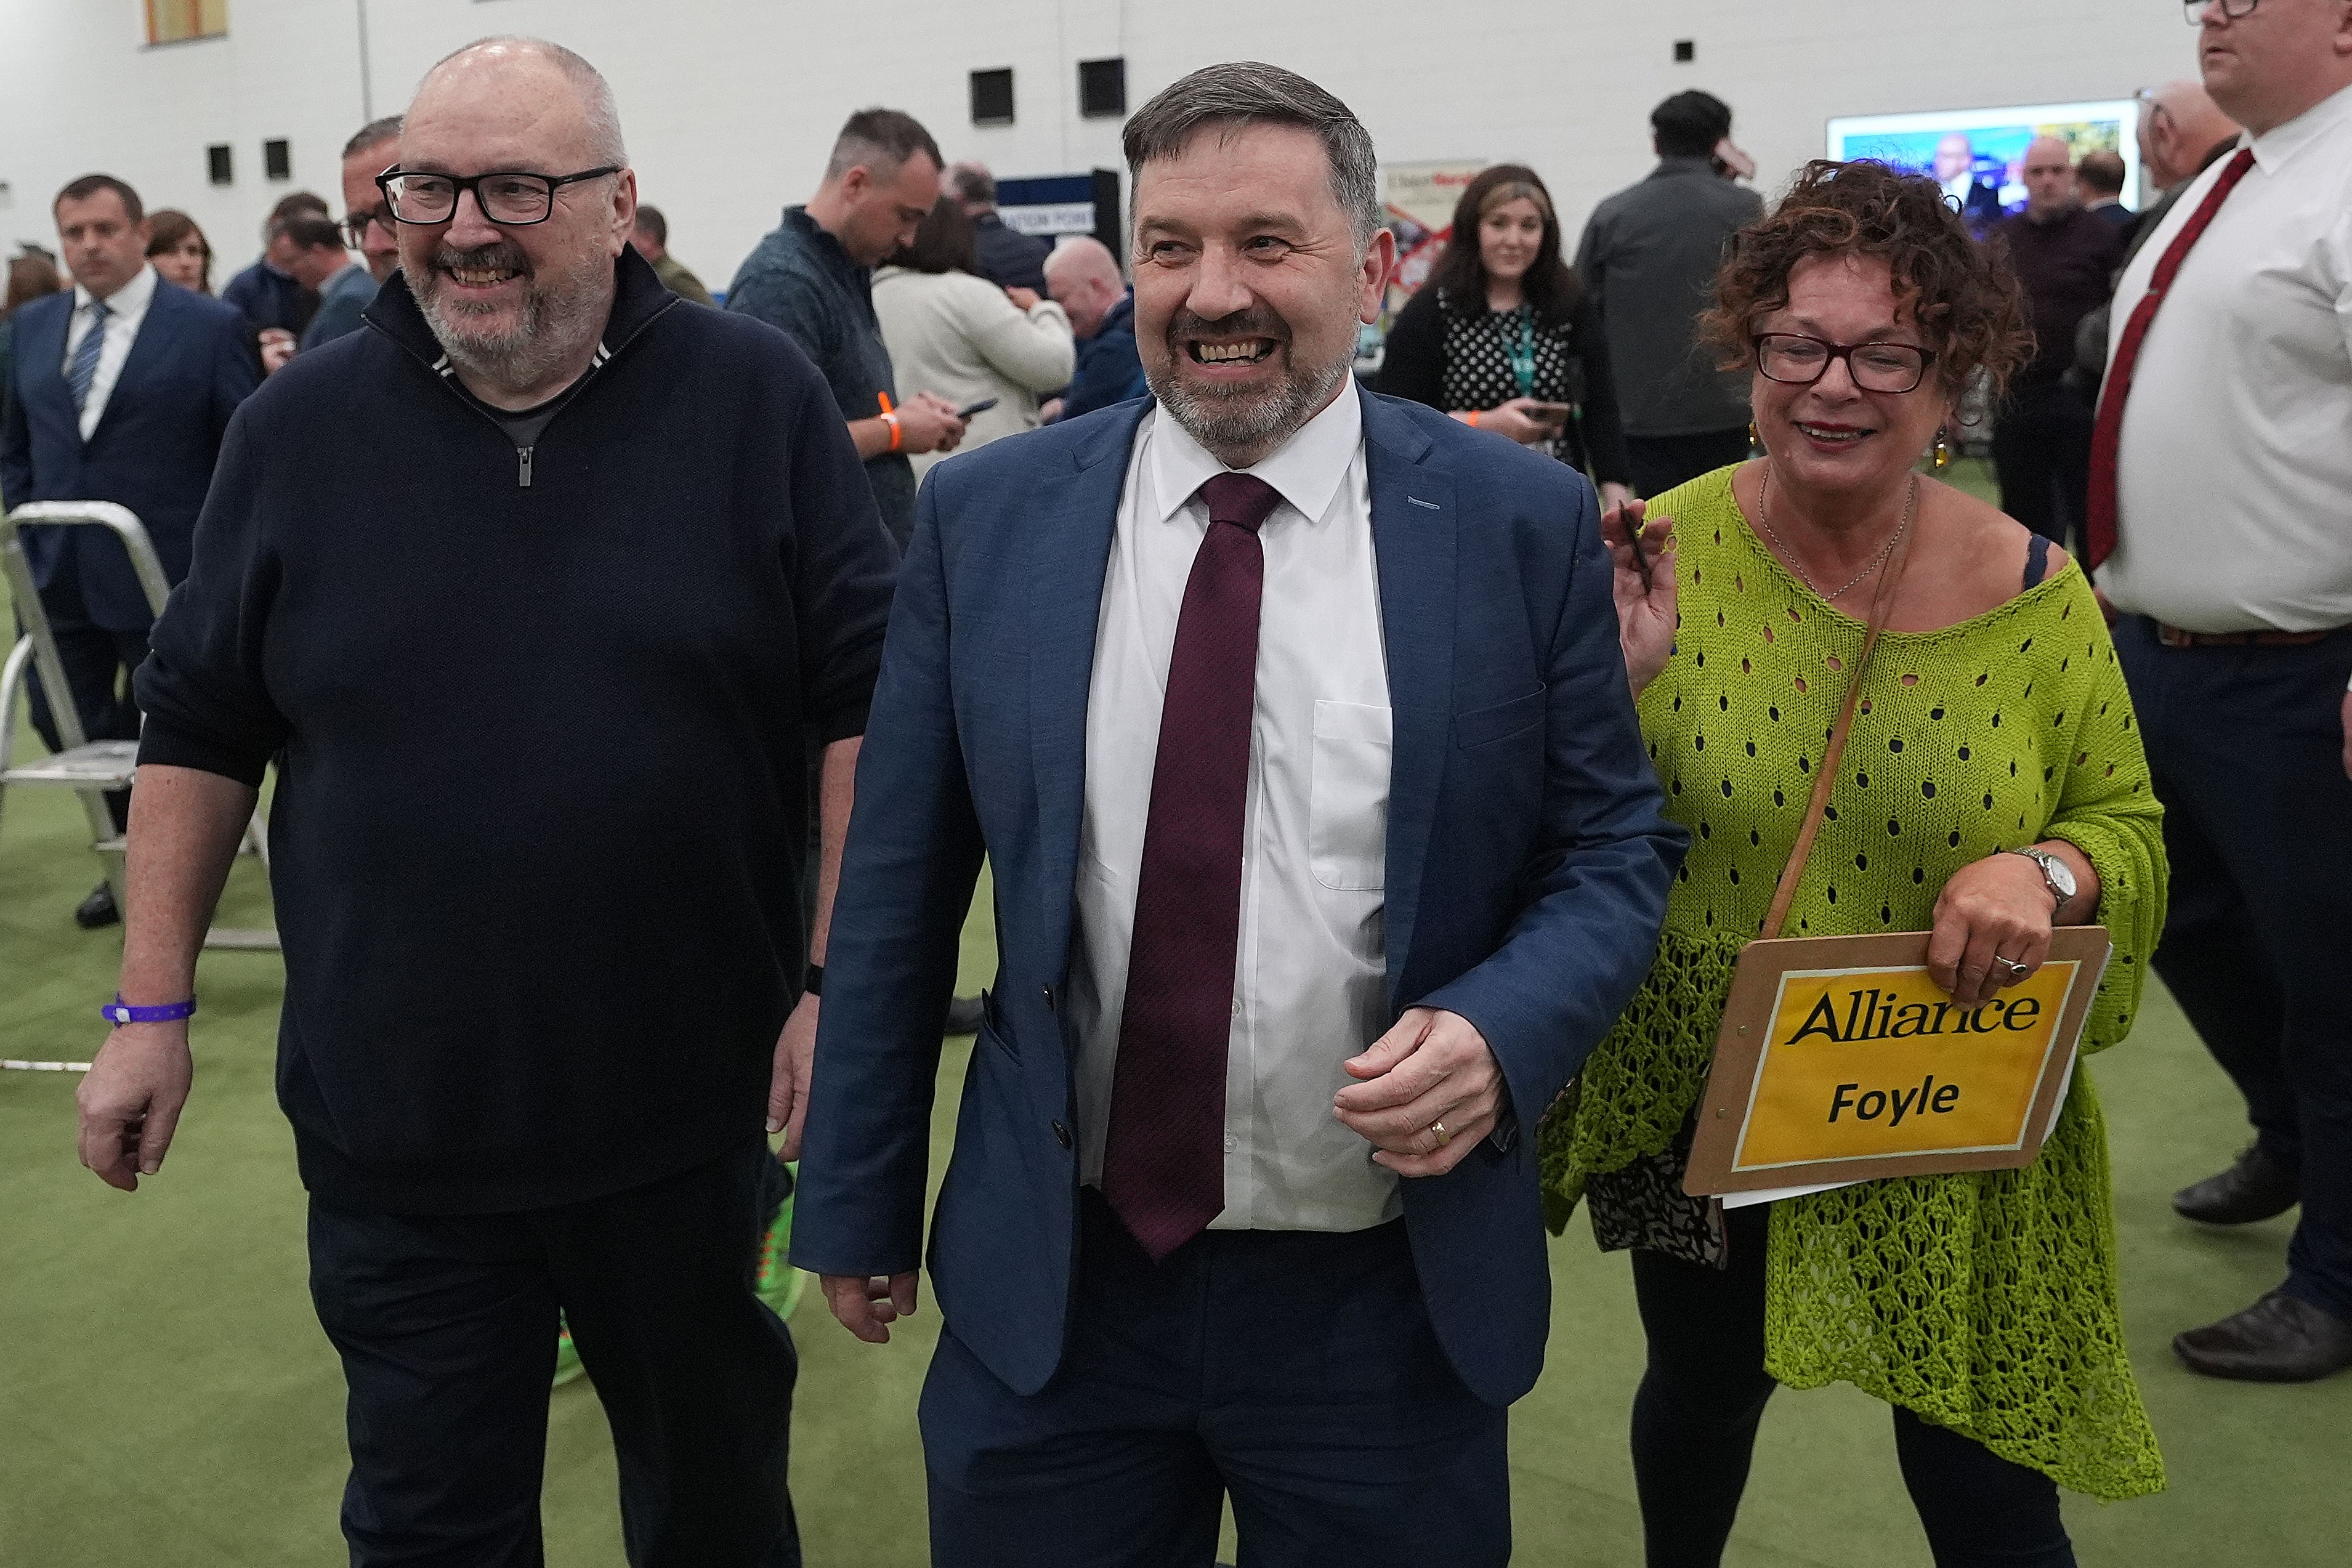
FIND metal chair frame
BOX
[1,501,275,950]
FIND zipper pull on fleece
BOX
[518,446,535,488]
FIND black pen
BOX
[1622,505,1654,592]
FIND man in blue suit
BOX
[1,174,259,926]
[793,62,1683,1566]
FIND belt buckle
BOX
[2156,623,2195,649]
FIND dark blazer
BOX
[971,212,1051,294]
[793,392,1686,1408]
[0,278,259,629]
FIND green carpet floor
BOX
[4,522,2347,1563]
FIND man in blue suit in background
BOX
[792,62,1683,1566]
[1,174,259,926]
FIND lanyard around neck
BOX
[1505,304,1537,400]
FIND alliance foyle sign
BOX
[1684,928,2112,1197]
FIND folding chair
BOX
[0,501,276,950]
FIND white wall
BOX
[1,0,2213,289]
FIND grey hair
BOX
[1122,62,1381,249]
[422,38,627,165]
[343,115,404,161]
[823,108,944,184]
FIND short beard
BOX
[413,240,615,398]
[1146,306,1351,467]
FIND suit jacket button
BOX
[1040,985,1056,1011]
[1051,1119,1073,1149]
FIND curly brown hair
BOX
[1699,159,2032,403]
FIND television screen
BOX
[1826,100,2143,236]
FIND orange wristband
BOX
[1466,410,1480,427]
[881,411,902,452]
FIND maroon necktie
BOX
[2084,147,2257,570]
[1101,472,1283,1261]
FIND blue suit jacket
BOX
[793,392,1685,1407]
[1,280,259,629]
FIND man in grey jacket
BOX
[1574,91,1763,498]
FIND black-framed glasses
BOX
[1752,333,1936,395]
[375,166,622,226]
[342,208,394,247]
[2184,0,2259,23]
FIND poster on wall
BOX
[1825,101,2143,236]
[1379,160,1483,328]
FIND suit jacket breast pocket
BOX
[1454,686,1545,750]
[1310,699,1392,891]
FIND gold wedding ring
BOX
[1431,1121,1451,1148]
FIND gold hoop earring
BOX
[1933,428,1952,469]
[1748,420,1760,453]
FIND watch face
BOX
[2042,853,2078,899]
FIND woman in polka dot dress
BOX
[1540,161,2168,1564]
[1375,163,1635,509]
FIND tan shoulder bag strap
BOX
[1757,482,1920,942]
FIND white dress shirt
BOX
[60,263,159,441]
[2101,81,2352,634]
[1067,379,1400,1233]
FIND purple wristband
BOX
[100,995,196,1026]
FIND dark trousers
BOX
[1629,1203,2072,1568]
[918,1188,1509,1567]
[22,565,148,831]
[305,1136,800,1568]
[1990,384,2093,550]
[1626,427,1753,499]
[2116,615,2352,1322]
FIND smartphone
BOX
[954,397,1000,419]
[1524,402,1572,426]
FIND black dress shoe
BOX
[944,994,985,1037]
[2173,1143,2299,1225]
[74,881,120,929]
[2174,1291,2352,1383]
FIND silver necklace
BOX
[1759,467,1915,604]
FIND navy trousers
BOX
[305,1137,799,1568]
[2117,616,2352,1322]
[1991,384,2094,551]
[918,1188,1509,1567]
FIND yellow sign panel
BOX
[1683,928,2111,1197]
[1733,961,2082,1171]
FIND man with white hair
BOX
[75,36,896,1562]
[1042,234,1146,420]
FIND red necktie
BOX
[2083,147,2257,570]
[1101,472,1282,1261]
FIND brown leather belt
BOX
[2156,622,2340,649]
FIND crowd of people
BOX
[6,2,2350,1566]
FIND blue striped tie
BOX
[67,298,110,414]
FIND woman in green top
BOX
[1543,161,2167,1566]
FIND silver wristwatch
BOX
[2008,847,2077,916]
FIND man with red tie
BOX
[2088,0,2352,1383]
[791,61,1682,1564]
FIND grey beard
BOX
[1147,349,1350,467]
[414,249,613,398]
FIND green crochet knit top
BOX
[1539,467,2168,1501]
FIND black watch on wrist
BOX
[804,963,823,998]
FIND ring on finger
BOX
[1994,955,2032,977]
[1430,1120,1451,1149]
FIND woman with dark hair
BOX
[1543,160,2167,1566]
[1375,163,1633,506]
[145,210,214,294]
[873,195,1075,479]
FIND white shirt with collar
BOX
[60,262,159,442]
[1067,377,1400,1234]
[2102,79,2352,634]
